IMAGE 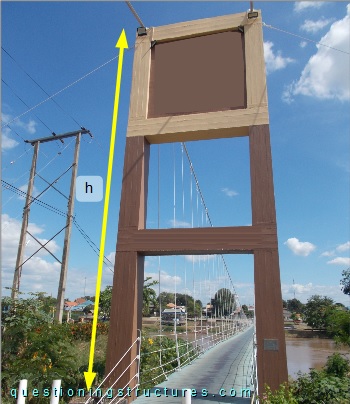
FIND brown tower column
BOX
[249,124,288,392]
[105,136,149,396]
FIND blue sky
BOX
[2,1,349,307]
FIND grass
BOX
[72,335,108,367]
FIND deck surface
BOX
[134,326,254,403]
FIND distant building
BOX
[70,299,94,311]
[75,297,87,305]
[64,301,78,310]
[283,309,292,321]
[161,307,186,325]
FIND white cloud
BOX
[221,187,238,197]
[105,251,116,265]
[18,184,39,200]
[300,18,334,34]
[336,241,350,252]
[320,250,335,257]
[300,41,308,48]
[264,41,295,74]
[281,282,347,305]
[320,242,350,259]
[292,282,313,294]
[168,219,191,228]
[294,2,325,12]
[284,237,316,256]
[284,6,350,102]
[1,112,38,150]
[185,255,215,263]
[145,270,181,291]
[327,257,350,266]
[1,214,60,262]
[2,127,19,150]
[15,118,37,135]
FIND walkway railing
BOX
[83,321,254,403]
[250,330,258,403]
[85,330,142,404]
[140,319,252,390]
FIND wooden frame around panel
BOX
[127,11,268,144]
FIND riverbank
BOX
[285,329,330,338]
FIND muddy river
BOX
[286,337,350,378]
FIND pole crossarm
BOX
[35,172,70,201]
[25,165,73,209]
[116,224,278,255]
[24,128,92,145]
[26,230,62,264]
[15,225,68,271]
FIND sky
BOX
[1,1,350,308]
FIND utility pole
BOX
[11,129,92,314]
[12,141,40,299]
[293,278,296,299]
[55,133,81,323]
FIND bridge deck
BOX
[134,326,255,403]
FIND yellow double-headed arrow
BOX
[84,29,128,390]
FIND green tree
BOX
[143,277,158,316]
[211,288,236,317]
[157,292,202,317]
[242,304,254,318]
[34,292,57,315]
[286,298,304,314]
[340,268,350,296]
[158,291,175,309]
[326,309,350,345]
[187,298,202,318]
[303,295,334,330]
[99,285,113,317]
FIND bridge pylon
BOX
[105,10,288,399]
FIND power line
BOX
[2,79,55,134]
[72,219,114,271]
[2,123,27,142]
[2,147,32,172]
[2,46,83,128]
[262,21,350,55]
[2,180,67,217]
[3,137,75,190]
[2,39,141,128]
[1,179,114,271]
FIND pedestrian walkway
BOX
[134,326,255,403]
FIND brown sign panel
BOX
[148,31,246,118]
[126,12,269,142]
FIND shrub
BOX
[260,366,350,404]
[325,353,350,378]
[292,369,350,403]
[260,383,297,404]
[139,334,199,390]
[1,295,79,403]
[65,322,109,341]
